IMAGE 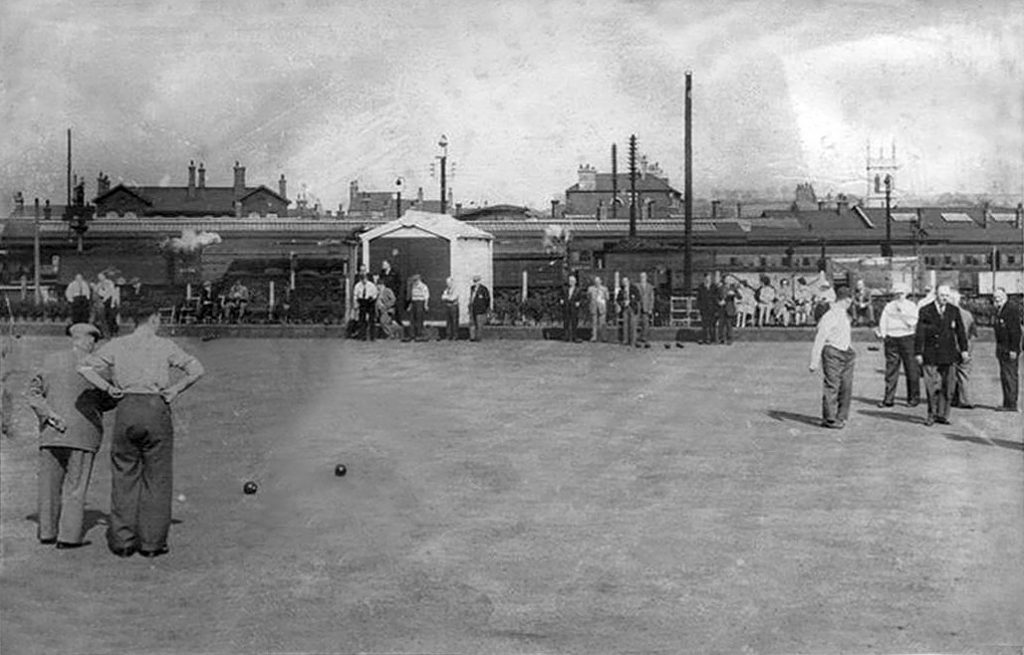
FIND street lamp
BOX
[437,135,448,215]
[395,177,404,219]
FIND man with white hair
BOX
[993,287,1022,412]
[915,284,969,426]
[875,282,920,407]
[810,286,856,429]
[949,290,977,409]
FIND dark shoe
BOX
[924,416,935,426]
[907,400,920,407]
[935,417,951,425]
[39,537,57,545]
[876,401,894,408]
[109,545,136,558]
[139,546,169,559]
[55,541,86,550]
[959,404,974,410]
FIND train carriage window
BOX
[729,257,738,267]
[801,257,811,267]
[1007,254,1018,266]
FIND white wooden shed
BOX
[359,210,494,323]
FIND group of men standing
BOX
[64,271,145,338]
[27,302,204,557]
[351,260,491,342]
[695,272,739,345]
[811,283,1021,429]
[560,273,656,347]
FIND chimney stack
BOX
[1016,202,1023,230]
[551,199,560,219]
[279,174,287,199]
[836,195,849,215]
[96,172,110,196]
[187,161,196,199]
[711,200,721,219]
[981,201,989,229]
[198,162,206,189]
[233,161,246,197]
[736,202,742,218]
[578,164,597,191]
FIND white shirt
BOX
[878,297,918,338]
[810,303,852,366]
[354,280,378,301]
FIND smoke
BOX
[542,224,571,253]
[161,229,222,253]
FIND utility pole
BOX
[66,129,72,207]
[882,174,893,257]
[683,70,693,295]
[395,178,403,218]
[628,135,638,237]
[33,198,41,305]
[611,143,618,220]
[438,135,448,215]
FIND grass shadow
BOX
[857,409,927,425]
[766,409,821,427]
[944,433,1024,452]
[25,511,181,528]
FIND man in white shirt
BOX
[352,271,378,341]
[64,273,92,324]
[875,283,920,407]
[809,286,855,429]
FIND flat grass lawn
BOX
[2,336,1022,654]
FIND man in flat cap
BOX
[26,323,113,549]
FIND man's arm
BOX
[163,347,205,403]
[809,312,832,371]
[77,349,122,399]
[25,365,63,429]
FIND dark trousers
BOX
[470,312,485,341]
[444,303,459,340]
[70,296,90,324]
[700,310,716,343]
[410,300,426,339]
[38,447,95,544]
[109,395,174,552]
[923,363,957,421]
[821,345,855,423]
[998,350,1020,409]
[620,309,637,346]
[717,313,734,343]
[564,308,579,342]
[882,335,920,404]
[357,300,376,341]
[638,311,652,344]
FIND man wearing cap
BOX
[993,287,1022,412]
[468,275,490,342]
[26,323,113,549]
[914,284,969,426]
[64,273,92,324]
[78,302,204,558]
[875,283,920,407]
[809,286,855,429]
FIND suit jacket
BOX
[637,283,655,314]
[719,286,738,317]
[26,349,113,452]
[696,283,718,315]
[562,285,583,313]
[616,285,641,313]
[915,301,968,365]
[995,300,1023,356]
[469,283,491,316]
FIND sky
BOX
[1,0,1022,215]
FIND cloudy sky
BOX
[1,0,1021,214]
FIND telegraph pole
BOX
[683,71,693,294]
[33,198,41,304]
[611,143,618,219]
[882,174,893,257]
[438,135,448,215]
[66,129,72,207]
[628,135,638,237]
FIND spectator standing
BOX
[717,282,737,345]
[78,303,204,558]
[561,275,583,343]
[993,288,1021,412]
[696,273,718,344]
[408,274,430,341]
[915,285,969,426]
[95,272,119,337]
[379,259,403,325]
[441,277,459,341]
[587,276,609,342]
[875,282,921,407]
[468,275,490,342]
[26,323,112,549]
[636,272,655,348]
[376,281,400,339]
[809,286,855,429]
[949,290,977,409]
[352,272,378,341]
[65,273,91,324]
[616,277,640,347]
[853,279,875,326]
[756,277,776,327]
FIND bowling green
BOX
[1,337,1022,654]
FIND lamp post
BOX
[438,135,448,215]
[395,177,404,219]
[33,198,41,305]
[882,174,893,257]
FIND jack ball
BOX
[243,481,258,495]
[334,464,347,477]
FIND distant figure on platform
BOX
[226,280,250,323]
[353,272,378,341]
[809,286,855,429]
[696,273,719,344]
[26,323,113,549]
[915,285,969,426]
[853,279,875,327]
[65,273,92,325]
[587,276,609,342]
[616,277,640,347]
[949,290,977,409]
[408,274,430,341]
[875,282,920,408]
[636,272,655,348]
[379,259,403,325]
[197,280,219,324]
[561,275,583,343]
[468,275,490,342]
[95,272,120,337]
[993,287,1021,412]
[756,276,776,327]
[717,281,737,345]
[441,277,459,341]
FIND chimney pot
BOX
[187,161,197,199]
[736,202,742,218]
[711,200,721,219]
[197,163,206,189]
[233,162,246,197]
[278,174,287,199]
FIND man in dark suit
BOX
[914,284,970,426]
[379,259,403,325]
[993,287,1022,412]
[468,275,491,342]
[696,272,718,345]
[616,277,641,347]
[560,274,583,342]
